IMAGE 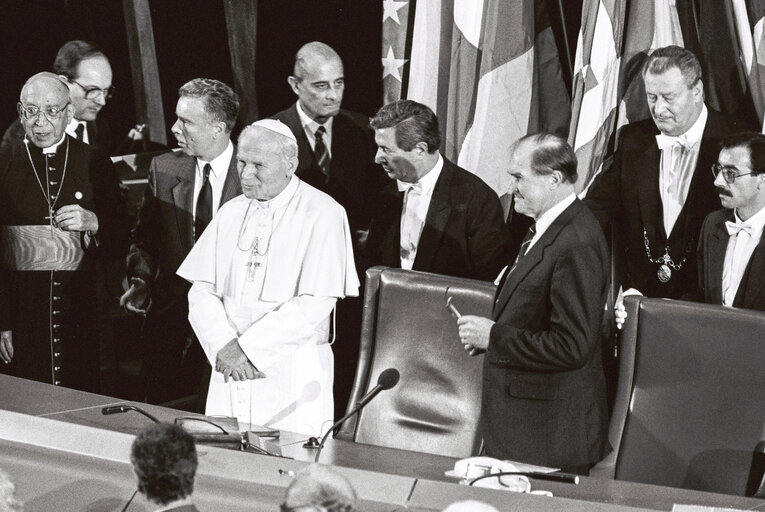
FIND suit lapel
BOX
[736,229,765,308]
[413,162,452,271]
[707,211,730,305]
[172,157,195,252]
[637,133,665,243]
[493,200,580,317]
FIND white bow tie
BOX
[397,180,423,193]
[725,220,754,237]
[656,133,690,151]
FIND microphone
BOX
[311,368,400,463]
[469,471,580,486]
[102,404,160,424]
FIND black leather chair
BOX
[593,296,765,495]
[336,267,495,458]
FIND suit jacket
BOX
[482,199,609,468]
[271,104,385,236]
[1,116,113,155]
[126,149,241,330]
[585,109,739,298]
[696,209,765,310]
[365,158,510,282]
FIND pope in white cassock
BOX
[177,119,359,436]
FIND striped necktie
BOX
[314,126,330,180]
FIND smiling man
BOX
[122,78,242,411]
[696,132,765,310]
[177,119,358,436]
[365,99,509,281]
[586,45,741,299]
[0,72,128,391]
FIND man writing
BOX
[0,72,127,391]
[586,45,740,299]
[177,119,358,437]
[458,134,609,473]
[365,99,509,281]
[121,78,242,410]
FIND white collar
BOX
[37,134,67,155]
[397,154,443,193]
[656,104,708,150]
[253,174,299,210]
[734,203,765,234]
[154,497,194,511]
[197,140,233,178]
[533,193,577,239]
[296,101,334,135]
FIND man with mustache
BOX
[365,99,509,282]
[696,132,765,310]
[586,45,740,299]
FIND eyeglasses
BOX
[711,163,756,184]
[69,78,114,100]
[17,102,70,121]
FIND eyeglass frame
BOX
[711,162,757,184]
[17,102,71,121]
[69,78,114,100]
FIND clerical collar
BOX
[34,134,67,155]
[734,203,765,236]
[255,175,299,210]
[296,100,334,138]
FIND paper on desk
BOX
[672,506,752,512]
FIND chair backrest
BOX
[336,267,495,458]
[596,296,765,495]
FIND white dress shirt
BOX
[656,105,707,237]
[192,140,233,220]
[65,118,89,144]
[296,101,334,157]
[722,205,765,306]
[397,155,443,269]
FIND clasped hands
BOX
[216,338,266,383]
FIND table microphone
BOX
[102,404,160,424]
[311,368,400,463]
[469,471,580,486]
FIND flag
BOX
[381,0,412,105]
[381,0,570,209]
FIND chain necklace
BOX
[642,227,689,283]
[24,137,69,235]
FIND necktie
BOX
[195,163,213,241]
[74,122,85,141]
[495,224,536,301]
[399,181,424,268]
[314,126,330,180]
[725,221,754,237]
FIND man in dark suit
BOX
[366,99,510,282]
[121,79,241,411]
[271,41,384,245]
[130,423,200,512]
[586,45,740,299]
[458,134,609,473]
[2,41,115,154]
[697,132,765,310]
[271,41,384,418]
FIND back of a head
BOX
[370,99,441,153]
[0,468,22,512]
[178,78,240,134]
[282,464,358,512]
[513,132,578,184]
[642,45,702,88]
[130,423,198,506]
[53,40,107,79]
[442,500,499,512]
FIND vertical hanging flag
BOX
[381,0,412,104]
[387,0,569,208]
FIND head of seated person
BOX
[0,467,23,512]
[130,423,198,507]
[281,464,358,512]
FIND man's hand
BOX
[0,330,13,364]
[54,204,98,233]
[457,315,494,355]
[215,339,266,382]
[120,280,150,315]
[615,288,642,330]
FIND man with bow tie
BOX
[586,45,741,299]
[365,99,509,282]
[696,132,765,310]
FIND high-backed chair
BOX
[593,296,765,495]
[336,267,495,458]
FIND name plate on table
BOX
[0,225,84,271]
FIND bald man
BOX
[177,120,358,436]
[0,72,128,392]
[271,42,384,418]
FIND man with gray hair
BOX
[122,78,242,410]
[177,119,359,437]
[0,72,127,392]
[280,464,358,512]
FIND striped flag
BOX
[381,0,570,207]
[381,0,412,105]
[572,0,685,193]
[735,0,765,128]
